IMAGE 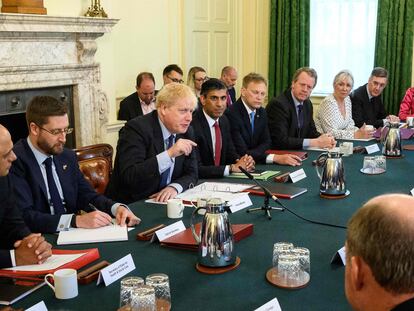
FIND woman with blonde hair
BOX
[186,66,207,98]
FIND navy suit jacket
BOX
[10,139,115,233]
[0,175,31,268]
[191,110,239,178]
[266,89,320,150]
[350,84,387,128]
[118,92,144,121]
[106,110,198,204]
[226,98,271,163]
[228,87,236,104]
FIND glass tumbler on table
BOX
[120,276,145,307]
[145,273,171,311]
[130,285,156,311]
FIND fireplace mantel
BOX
[0,13,119,146]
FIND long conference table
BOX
[14,140,414,311]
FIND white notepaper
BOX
[57,224,128,245]
[26,300,48,311]
[2,254,83,271]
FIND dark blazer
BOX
[266,89,320,150]
[106,110,198,204]
[10,139,115,233]
[228,87,236,104]
[191,110,239,178]
[0,175,31,268]
[226,98,271,163]
[350,84,387,128]
[118,92,143,121]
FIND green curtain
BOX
[374,0,414,114]
[268,0,310,99]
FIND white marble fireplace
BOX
[0,13,118,146]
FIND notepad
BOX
[0,278,45,305]
[57,224,128,245]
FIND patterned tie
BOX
[297,104,304,129]
[213,121,222,166]
[226,92,232,107]
[250,111,255,134]
[43,157,65,215]
[159,135,175,188]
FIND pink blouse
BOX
[398,87,414,121]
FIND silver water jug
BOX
[381,122,402,157]
[191,198,235,267]
[315,152,346,196]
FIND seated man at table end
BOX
[345,193,414,311]
[10,96,140,234]
[0,124,52,268]
[106,83,198,203]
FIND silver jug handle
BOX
[380,124,390,144]
[190,206,205,244]
[315,152,328,180]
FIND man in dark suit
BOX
[118,72,156,121]
[191,78,255,178]
[266,67,336,150]
[106,83,198,203]
[227,73,302,166]
[350,67,399,128]
[0,124,52,268]
[345,194,414,310]
[220,66,238,107]
[10,96,140,233]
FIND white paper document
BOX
[304,146,340,152]
[3,254,83,271]
[342,137,376,142]
[179,182,253,194]
[57,224,128,245]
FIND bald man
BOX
[0,124,52,268]
[345,194,414,311]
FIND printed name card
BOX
[228,193,252,213]
[289,168,306,183]
[155,220,186,242]
[411,188,414,196]
[254,298,282,311]
[331,246,346,266]
[365,144,380,154]
[97,254,136,286]
[26,301,48,311]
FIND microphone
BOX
[238,166,281,204]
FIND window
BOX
[310,0,378,95]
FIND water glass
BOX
[130,285,156,311]
[145,273,171,311]
[375,155,386,172]
[272,242,294,268]
[291,247,310,282]
[363,156,376,174]
[120,276,145,307]
[339,142,353,156]
[277,253,300,281]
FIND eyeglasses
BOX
[195,77,209,82]
[37,125,73,136]
[167,75,184,84]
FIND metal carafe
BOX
[191,198,235,267]
[381,122,402,157]
[315,151,347,196]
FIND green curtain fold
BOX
[268,0,310,99]
[374,0,414,114]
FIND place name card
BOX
[26,301,48,311]
[331,246,346,266]
[411,188,414,196]
[97,254,136,286]
[254,298,282,311]
[365,143,380,154]
[155,220,186,242]
[228,193,252,213]
[289,168,306,183]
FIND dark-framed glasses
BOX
[37,125,73,136]
[167,75,184,84]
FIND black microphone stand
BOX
[238,166,285,220]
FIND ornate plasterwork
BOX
[0,13,118,146]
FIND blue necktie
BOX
[43,157,65,215]
[297,104,304,129]
[159,135,175,188]
[250,111,255,134]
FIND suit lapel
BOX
[199,113,214,158]
[22,140,48,200]
[151,112,165,155]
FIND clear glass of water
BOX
[130,285,156,311]
[272,242,294,268]
[145,273,171,311]
[363,156,376,174]
[291,247,311,283]
[120,276,145,307]
[277,253,300,281]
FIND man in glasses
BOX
[10,96,140,233]
[118,72,156,121]
[351,67,399,128]
[162,64,184,85]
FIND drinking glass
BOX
[277,253,300,282]
[272,242,294,268]
[375,155,386,173]
[130,285,156,311]
[145,273,171,311]
[363,156,376,174]
[120,276,145,307]
[291,247,310,283]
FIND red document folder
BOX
[160,223,254,251]
[0,248,100,279]
[265,150,308,160]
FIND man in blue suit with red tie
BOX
[10,96,140,233]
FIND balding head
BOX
[0,124,17,176]
[220,66,238,88]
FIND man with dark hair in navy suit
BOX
[10,96,140,233]
[0,124,52,268]
[227,73,302,166]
